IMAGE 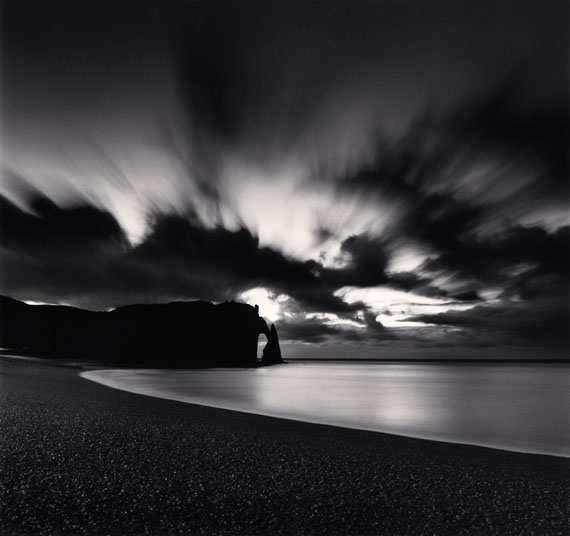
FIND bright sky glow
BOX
[306,312,365,328]
[377,314,432,328]
[387,245,428,273]
[336,286,478,328]
[239,287,287,322]
[222,158,401,262]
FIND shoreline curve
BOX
[80,368,570,459]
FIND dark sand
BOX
[1,358,569,535]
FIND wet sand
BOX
[1,357,569,535]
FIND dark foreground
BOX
[1,358,569,535]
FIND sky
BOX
[1,0,568,359]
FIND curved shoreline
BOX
[80,367,570,459]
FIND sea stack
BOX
[261,323,283,365]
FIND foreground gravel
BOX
[1,357,569,535]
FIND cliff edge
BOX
[0,296,283,367]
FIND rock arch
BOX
[256,314,283,365]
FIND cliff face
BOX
[0,296,283,367]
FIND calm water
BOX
[81,361,570,457]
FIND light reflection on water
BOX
[81,362,570,457]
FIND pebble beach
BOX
[1,357,569,535]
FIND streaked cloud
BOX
[1,0,568,357]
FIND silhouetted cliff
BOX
[0,296,283,367]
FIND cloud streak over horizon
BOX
[1,0,568,357]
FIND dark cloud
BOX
[422,225,570,293]
[320,233,454,300]
[0,193,128,304]
[322,67,569,353]
[442,75,569,197]
[0,195,127,256]
[406,297,570,349]
[132,213,363,315]
[338,64,568,226]
[0,191,446,324]
[276,318,346,344]
[326,234,390,287]
[386,272,448,299]
[333,65,569,284]
[0,194,371,315]
[399,223,569,351]
[277,311,397,344]
[8,189,564,353]
[449,291,482,303]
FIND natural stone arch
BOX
[255,310,282,365]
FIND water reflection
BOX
[81,362,570,457]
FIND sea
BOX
[81,360,570,457]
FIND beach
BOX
[1,357,569,535]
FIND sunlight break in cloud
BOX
[239,287,288,322]
[221,157,400,263]
[336,287,478,328]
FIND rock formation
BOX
[261,323,282,365]
[0,295,283,368]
